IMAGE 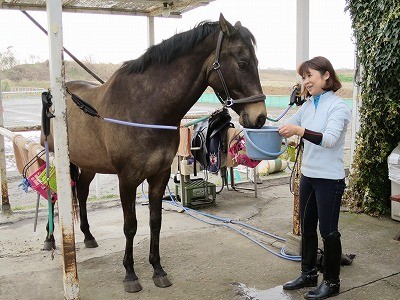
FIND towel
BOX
[12,134,45,178]
[177,126,193,157]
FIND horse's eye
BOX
[238,61,247,69]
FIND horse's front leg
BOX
[147,169,172,288]
[118,175,142,293]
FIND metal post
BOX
[254,166,258,198]
[296,0,309,67]
[147,16,155,47]
[293,0,309,236]
[0,69,11,214]
[284,0,310,254]
[46,1,80,299]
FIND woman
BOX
[279,56,351,299]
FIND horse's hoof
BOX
[84,238,98,248]
[153,275,172,288]
[124,280,142,293]
[43,241,56,251]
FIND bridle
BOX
[207,31,266,108]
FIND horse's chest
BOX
[132,138,177,172]
[134,133,178,158]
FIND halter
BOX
[208,31,266,107]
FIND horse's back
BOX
[67,80,100,89]
[66,80,101,101]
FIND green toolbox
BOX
[175,179,216,208]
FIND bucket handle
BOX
[243,130,288,158]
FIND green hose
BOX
[44,140,54,237]
[182,115,209,127]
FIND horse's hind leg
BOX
[43,201,56,251]
[147,169,172,288]
[118,174,142,293]
[76,169,98,248]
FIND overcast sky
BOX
[0,0,355,70]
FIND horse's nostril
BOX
[256,115,266,128]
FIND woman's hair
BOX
[297,56,342,97]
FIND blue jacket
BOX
[287,91,351,179]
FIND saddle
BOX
[191,108,233,174]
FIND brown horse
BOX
[42,14,267,292]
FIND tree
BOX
[27,54,40,64]
[1,80,10,92]
[0,46,18,70]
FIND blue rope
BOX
[266,105,292,122]
[103,117,178,130]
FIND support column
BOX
[46,1,80,299]
[293,0,309,236]
[285,0,310,255]
[147,16,155,47]
[0,70,11,215]
[296,0,309,67]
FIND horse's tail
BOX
[70,163,80,222]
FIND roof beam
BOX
[0,0,213,17]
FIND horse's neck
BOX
[157,37,217,119]
[110,45,215,123]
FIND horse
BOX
[41,13,267,293]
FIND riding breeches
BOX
[299,175,346,238]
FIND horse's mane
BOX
[119,20,257,74]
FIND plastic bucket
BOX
[243,126,287,160]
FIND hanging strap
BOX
[41,90,55,237]
[65,87,179,130]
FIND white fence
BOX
[1,87,45,95]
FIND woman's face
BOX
[302,68,330,96]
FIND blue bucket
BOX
[243,126,287,160]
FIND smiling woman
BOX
[279,56,351,300]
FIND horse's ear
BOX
[219,13,236,36]
[234,21,242,29]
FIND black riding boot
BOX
[283,232,318,290]
[304,231,341,299]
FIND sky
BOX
[0,0,355,70]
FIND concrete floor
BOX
[1,174,399,300]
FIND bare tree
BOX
[0,46,18,70]
[27,54,40,64]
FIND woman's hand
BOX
[278,124,305,138]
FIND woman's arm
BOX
[278,124,323,145]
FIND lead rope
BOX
[289,138,303,195]
[41,90,55,237]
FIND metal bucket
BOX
[243,126,287,160]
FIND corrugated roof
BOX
[0,0,215,17]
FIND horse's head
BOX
[206,14,267,129]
